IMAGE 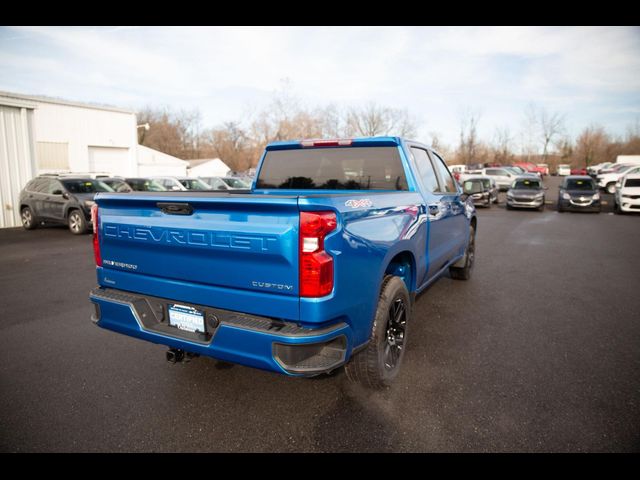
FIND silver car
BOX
[506,177,547,211]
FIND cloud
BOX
[1,26,639,147]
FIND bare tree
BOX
[492,127,514,165]
[573,125,610,167]
[520,103,539,162]
[345,102,417,138]
[539,108,566,162]
[316,104,345,138]
[137,106,205,160]
[458,109,482,165]
[205,121,253,172]
[428,131,453,161]
[429,131,444,152]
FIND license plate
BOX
[168,304,205,333]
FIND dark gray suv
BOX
[19,176,114,234]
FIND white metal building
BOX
[0,91,188,228]
[138,145,187,177]
[187,158,230,178]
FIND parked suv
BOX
[557,176,601,213]
[461,176,498,207]
[614,174,640,214]
[597,164,639,194]
[151,177,188,191]
[481,167,517,191]
[100,177,133,193]
[19,176,114,234]
[506,177,546,211]
[200,176,252,190]
[124,178,167,192]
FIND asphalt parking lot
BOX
[1,176,639,452]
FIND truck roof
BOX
[265,136,404,151]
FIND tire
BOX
[449,224,476,281]
[21,206,38,230]
[345,275,411,389]
[67,209,87,235]
[606,183,616,195]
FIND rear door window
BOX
[34,179,51,193]
[430,152,457,193]
[47,180,64,194]
[411,147,440,193]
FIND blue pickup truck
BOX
[89,137,477,388]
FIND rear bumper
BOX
[89,287,353,376]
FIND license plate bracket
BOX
[168,304,206,334]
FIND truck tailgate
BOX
[96,193,300,308]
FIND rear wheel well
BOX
[384,251,415,293]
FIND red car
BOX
[570,167,588,175]
[513,162,547,177]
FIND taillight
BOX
[299,211,337,297]
[91,204,102,266]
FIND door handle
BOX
[157,202,194,215]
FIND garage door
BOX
[88,146,129,176]
[0,105,36,228]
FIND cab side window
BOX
[430,152,457,193]
[411,147,440,193]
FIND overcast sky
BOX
[1,26,639,148]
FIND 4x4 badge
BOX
[345,199,373,208]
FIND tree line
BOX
[444,105,640,171]
[137,92,640,173]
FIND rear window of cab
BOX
[256,146,408,190]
